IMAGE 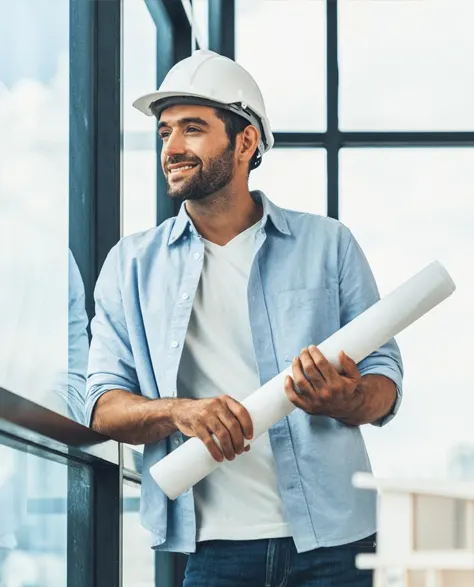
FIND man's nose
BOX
[162,131,186,158]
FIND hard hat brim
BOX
[132,90,274,153]
[133,90,236,117]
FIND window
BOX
[192,0,209,49]
[340,148,474,479]
[122,0,158,237]
[250,148,327,215]
[122,480,155,587]
[339,0,474,131]
[0,0,81,418]
[0,444,90,587]
[235,0,326,132]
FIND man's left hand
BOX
[284,345,364,419]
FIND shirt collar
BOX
[168,201,194,245]
[167,190,291,246]
[251,190,292,237]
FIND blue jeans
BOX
[183,534,376,587]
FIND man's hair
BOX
[213,108,261,173]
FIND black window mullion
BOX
[95,0,123,273]
[93,448,123,587]
[273,133,327,148]
[67,465,94,587]
[69,0,96,321]
[327,0,340,220]
[70,1,123,587]
[341,131,474,148]
[209,0,235,59]
[273,132,474,149]
[69,0,122,317]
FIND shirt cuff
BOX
[358,365,403,427]
[85,384,137,427]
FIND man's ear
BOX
[238,125,259,166]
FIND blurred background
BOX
[0,0,473,585]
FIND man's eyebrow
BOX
[158,117,210,131]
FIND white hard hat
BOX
[133,49,274,158]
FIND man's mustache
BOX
[166,154,201,167]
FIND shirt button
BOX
[171,340,179,348]
[174,438,181,446]
[181,293,189,300]
[183,235,188,240]
[194,253,201,260]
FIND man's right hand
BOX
[170,396,254,462]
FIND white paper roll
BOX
[151,261,455,500]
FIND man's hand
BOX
[284,345,364,420]
[170,396,253,462]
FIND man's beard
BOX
[166,146,235,202]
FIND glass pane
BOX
[250,149,327,215]
[123,149,158,237]
[339,0,474,131]
[340,148,474,479]
[123,481,155,587]
[0,445,90,587]
[123,0,157,236]
[192,0,208,49]
[235,0,326,132]
[0,0,88,422]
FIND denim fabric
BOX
[183,535,376,587]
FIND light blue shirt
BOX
[86,191,403,554]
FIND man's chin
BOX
[167,182,191,201]
[167,189,186,201]
[167,184,209,202]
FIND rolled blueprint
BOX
[151,261,455,500]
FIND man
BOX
[87,50,403,586]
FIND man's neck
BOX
[185,188,264,246]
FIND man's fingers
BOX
[197,426,224,462]
[218,410,246,455]
[299,348,326,386]
[208,419,235,461]
[284,374,307,410]
[307,345,339,382]
[292,356,314,395]
[194,397,254,462]
[339,351,361,383]
[225,396,254,441]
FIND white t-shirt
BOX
[177,221,292,542]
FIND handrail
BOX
[0,386,120,466]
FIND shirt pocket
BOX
[276,287,339,363]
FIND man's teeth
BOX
[170,165,195,173]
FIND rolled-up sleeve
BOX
[86,244,139,427]
[338,226,404,427]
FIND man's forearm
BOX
[340,374,397,427]
[91,389,180,445]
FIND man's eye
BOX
[186,126,200,133]
[159,132,170,140]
